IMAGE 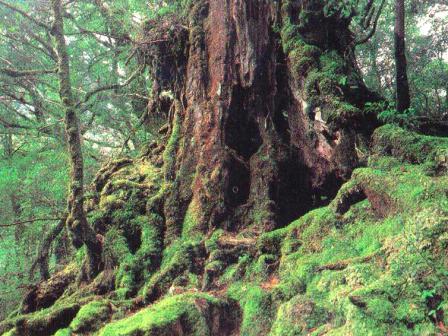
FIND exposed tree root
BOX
[21,264,78,314]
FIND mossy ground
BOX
[2,127,448,336]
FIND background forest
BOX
[0,0,447,331]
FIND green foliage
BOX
[356,0,448,121]
[323,0,356,19]
[377,104,419,128]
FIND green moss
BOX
[288,39,321,77]
[228,284,274,336]
[162,110,181,180]
[252,254,277,279]
[1,329,17,336]
[69,300,111,333]
[53,329,71,336]
[251,204,274,227]
[218,254,251,285]
[99,194,125,211]
[280,9,368,129]
[395,299,427,325]
[98,293,221,336]
[181,199,202,239]
[9,302,81,336]
[142,239,202,302]
[365,298,394,323]
[104,228,130,266]
[260,143,448,334]
[135,213,163,264]
[373,124,448,167]
[270,295,329,336]
[258,227,288,255]
[204,229,224,251]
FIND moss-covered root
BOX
[143,240,205,303]
[14,304,80,336]
[373,124,448,172]
[98,293,240,336]
[69,300,112,334]
[0,300,115,336]
[21,263,78,314]
[228,284,276,336]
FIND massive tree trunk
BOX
[394,0,411,112]
[50,0,102,280]
[143,0,379,244]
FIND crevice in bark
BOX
[225,155,251,208]
[225,85,263,160]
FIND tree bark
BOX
[50,0,102,280]
[143,0,379,244]
[394,0,411,112]
[29,214,67,281]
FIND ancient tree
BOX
[145,0,379,245]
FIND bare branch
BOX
[27,30,58,61]
[78,65,144,107]
[355,0,386,45]
[0,67,57,78]
[0,32,54,61]
[0,217,64,228]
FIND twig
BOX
[0,217,64,228]
[77,65,145,107]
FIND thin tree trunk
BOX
[369,44,382,93]
[50,0,102,280]
[394,0,411,112]
[2,130,25,278]
[29,214,67,281]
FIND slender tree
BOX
[394,0,411,112]
[50,0,102,280]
